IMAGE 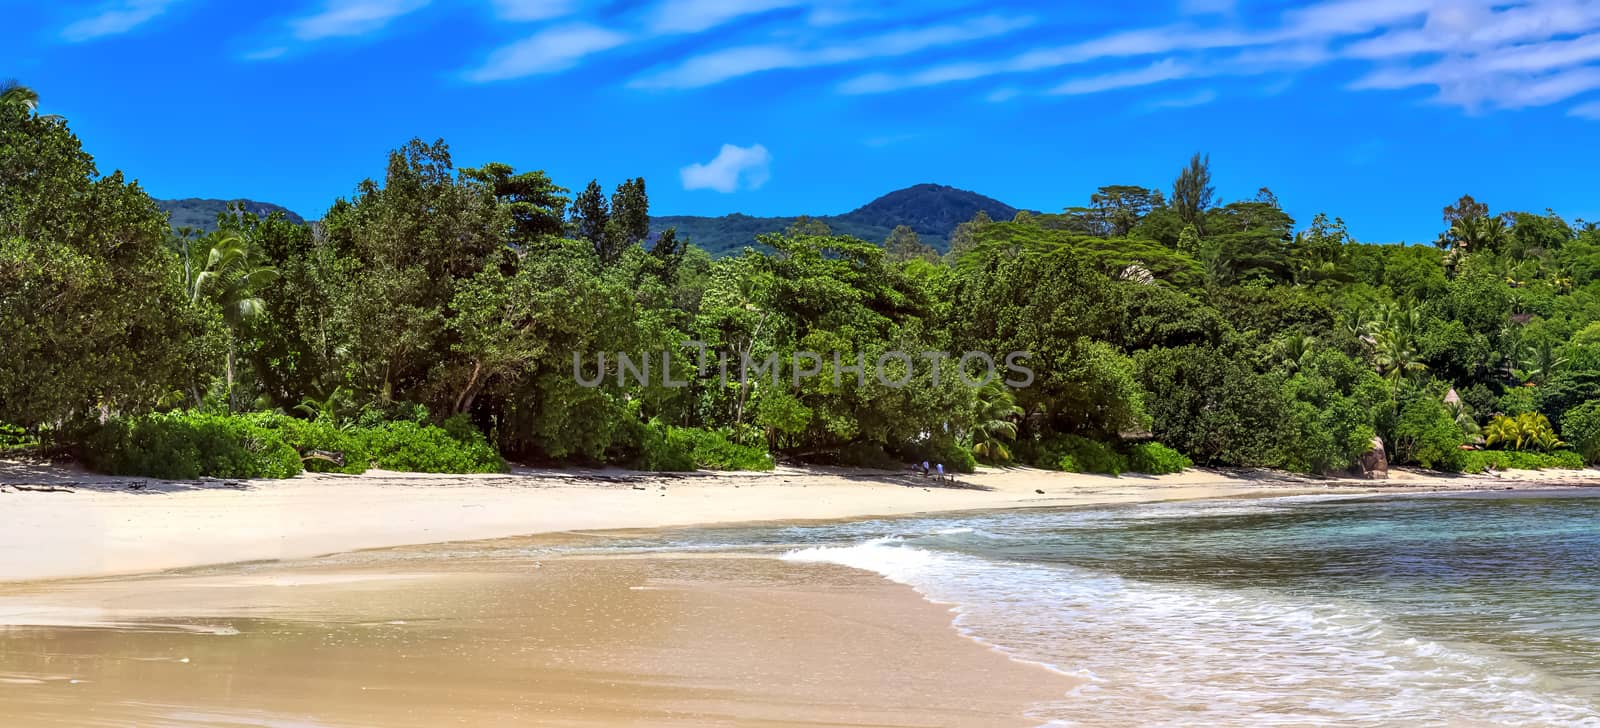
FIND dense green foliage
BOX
[633,423,775,472]
[10,94,1600,480]
[1125,442,1193,475]
[84,411,303,480]
[1460,449,1584,473]
[356,418,505,474]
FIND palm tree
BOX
[0,79,39,111]
[191,235,278,411]
[969,381,1023,463]
[1485,412,1564,452]
[1269,334,1316,373]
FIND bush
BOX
[1561,401,1600,464]
[681,428,775,471]
[1124,442,1192,474]
[1394,398,1466,472]
[1,422,38,454]
[1024,434,1126,475]
[83,411,303,480]
[1460,449,1584,473]
[357,416,506,474]
[245,413,370,474]
[634,422,773,472]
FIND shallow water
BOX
[517,489,1600,726]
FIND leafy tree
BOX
[570,179,610,255]
[1171,152,1214,232]
[885,224,937,262]
[1,98,213,428]
[463,162,568,244]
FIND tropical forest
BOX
[6,81,1600,480]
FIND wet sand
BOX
[5,459,1578,583]
[0,549,1072,727]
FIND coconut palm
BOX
[1485,412,1564,452]
[191,234,279,411]
[969,380,1023,463]
[1270,334,1316,373]
[0,79,39,111]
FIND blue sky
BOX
[5,0,1600,243]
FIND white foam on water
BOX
[783,537,1600,727]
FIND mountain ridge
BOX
[156,183,1021,255]
[157,198,306,232]
[652,183,1020,256]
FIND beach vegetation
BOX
[14,95,1600,479]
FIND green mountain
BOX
[157,198,306,232]
[154,184,1018,255]
[652,183,1020,256]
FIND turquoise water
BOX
[543,490,1600,726]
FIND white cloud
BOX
[490,0,574,22]
[244,46,290,60]
[827,0,1600,116]
[61,0,177,42]
[633,14,1032,89]
[1049,59,1193,95]
[681,144,772,193]
[1147,87,1218,109]
[466,23,629,82]
[646,0,807,34]
[1571,99,1600,119]
[290,0,430,41]
[985,86,1021,103]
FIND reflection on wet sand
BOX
[0,551,1068,727]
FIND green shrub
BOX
[245,413,370,474]
[83,411,303,480]
[634,423,773,472]
[1460,449,1584,473]
[1561,401,1600,464]
[1024,434,1126,475]
[1,422,38,453]
[1394,398,1467,472]
[357,416,505,473]
[1124,442,1192,474]
[680,428,774,471]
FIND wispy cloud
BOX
[831,0,1600,115]
[490,0,575,22]
[1146,88,1218,110]
[1571,99,1600,120]
[289,0,430,42]
[646,0,807,35]
[633,14,1032,90]
[681,143,772,193]
[1049,59,1193,95]
[465,23,629,82]
[61,0,178,42]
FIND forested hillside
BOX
[158,198,306,232]
[652,183,1020,256]
[8,84,1600,480]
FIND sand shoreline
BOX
[3,458,1597,584]
[3,464,1598,726]
[0,548,1072,727]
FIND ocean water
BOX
[542,490,1600,726]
